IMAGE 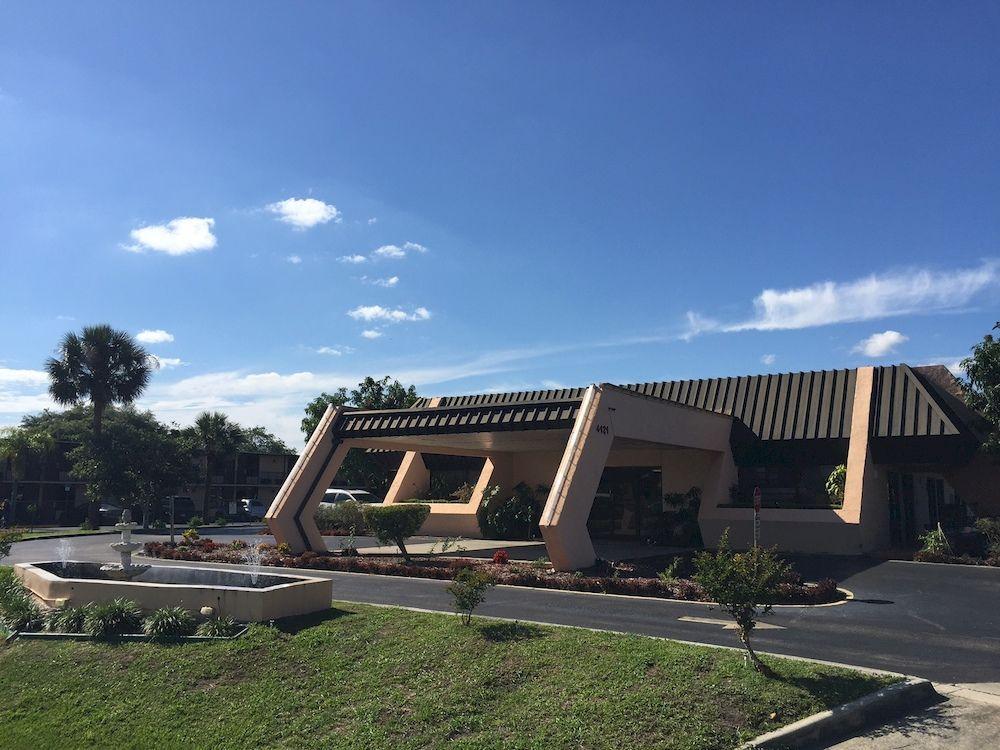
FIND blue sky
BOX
[1,2,998,446]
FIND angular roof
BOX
[411,364,980,443]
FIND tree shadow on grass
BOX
[478,620,547,643]
[273,606,356,634]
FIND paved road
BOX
[7,530,1000,684]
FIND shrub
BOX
[826,464,847,504]
[276,542,292,556]
[0,530,20,561]
[196,616,241,638]
[143,606,197,638]
[229,539,249,550]
[477,483,544,540]
[182,528,200,544]
[530,557,550,570]
[80,519,96,531]
[83,598,144,636]
[657,556,683,583]
[447,567,495,625]
[316,500,366,534]
[214,517,228,527]
[919,526,951,556]
[362,503,430,562]
[188,515,205,528]
[0,573,42,632]
[975,518,1000,559]
[492,549,510,565]
[44,605,91,634]
[694,530,790,674]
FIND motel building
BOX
[267,364,998,570]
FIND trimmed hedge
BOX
[362,503,430,561]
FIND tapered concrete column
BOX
[384,452,431,504]
[266,404,350,553]
[845,367,889,551]
[540,386,612,570]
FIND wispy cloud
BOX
[286,255,302,265]
[347,305,430,323]
[761,354,776,366]
[314,346,353,356]
[124,217,216,255]
[367,217,378,225]
[853,330,908,357]
[136,329,175,344]
[365,276,399,288]
[0,368,49,387]
[266,197,340,230]
[151,355,185,369]
[372,242,428,260]
[338,254,367,264]
[361,329,383,340]
[682,261,999,339]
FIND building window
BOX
[733,464,842,509]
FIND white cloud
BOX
[683,261,1000,338]
[266,198,341,230]
[347,305,431,323]
[853,330,909,357]
[361,329,383,340]
[761,354,776,365]
[368,276,399,288]
[151,356,185,369]
[367,217,378,225]
[286,255,302,264]
[372,241,428,260]
[0,368,48,387]
[338,254,367,264]
[372,244,405,259]
[125,217,216,256]
[136,329,175,344]
[918,357,966,378]
[314,346,352,356]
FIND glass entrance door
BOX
[588,467,662,539]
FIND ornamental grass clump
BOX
[0,570,42,632]
[83,598,143,637]
[196,616,241,638]
[44,604,92,634]
[143,607,197,638]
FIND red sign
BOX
[753,486,761,513]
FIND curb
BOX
[738,677,939,749]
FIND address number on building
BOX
[595,424,609,435]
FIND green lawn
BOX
[6,528,111,541]
[0,599,893,750]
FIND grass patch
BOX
[0,597,894,750]
[7,528,111,541]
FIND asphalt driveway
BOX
[6,530,1000,684]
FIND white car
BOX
[241,498,269,520]
[321,488,382,507]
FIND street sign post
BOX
[753,486,761,549]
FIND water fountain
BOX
[99,509,151,580]
[242,542,265,585]
[56,538,72,572]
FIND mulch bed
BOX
[143,539,843,605]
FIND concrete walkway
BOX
[819,687,1000,749]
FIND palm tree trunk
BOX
[203,456,212,523]
[87,400,106,527]
[9,476,18,526]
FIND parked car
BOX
[241,498,269,520]
[98,502,125,525]
[321,488,383,507]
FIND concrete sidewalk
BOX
[819,685,1000,749]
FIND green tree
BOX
[45,325,153,524]
[238,425,294,454]
[45,324,153,438]
[447,568,495,625]
[0,427,55,523]
[693,530,791,674]
[962,322,1000,457]
[68,408,197,526]
[362,503,430,562]
[301,377,420,495]
[188,412,243,518]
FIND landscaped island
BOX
[0,599,893,749]
[142,537,844,605]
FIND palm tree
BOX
[191,412,243,520]
[45,324,153,437]
[0,427,55,525]
[45,324,153,524]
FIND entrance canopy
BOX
[267,383,739,570]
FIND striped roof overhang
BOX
[335,398,582,438]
